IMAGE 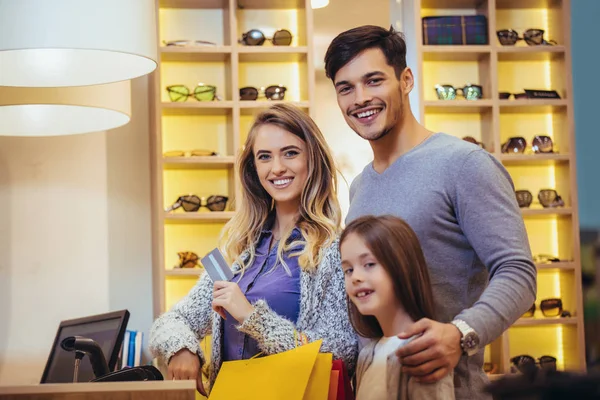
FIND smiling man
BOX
[324,26,537,399]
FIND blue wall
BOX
[572,0,600,229]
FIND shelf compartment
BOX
[423,53,492,101]
[163,168,234,213]
[499,108,570,153]
[421,0,489,11]
[162,102,234,116]
[423,45,491,62]
[163,156,236,169]
[496,46,566,62]
[159,7,232,47]
[424,100,493,113]
[521,208,572,217]
[160,46,232,62]
[425,111,493,151]
[162,113,235,157]
[236,8,308,47]
[238,47,309,62]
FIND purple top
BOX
[222,226,302,361]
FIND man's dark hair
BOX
[324,25,407,82]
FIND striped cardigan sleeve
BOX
[148,272,214,364]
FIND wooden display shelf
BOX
[499,99,567,114]
[163,156,235,169]
[536,261,576,271]
[160,46,232,62]
[513,317,577,327]
[161,101,234,115]
[159,0,226,8]
[423,100,493,113]
[422,45,491,61]
[521,208,572,217]
[164,211,236,223]
[236,0,306,8]
[165,268,205,277]
[238,47,309,62]
[496,45,566,62]
[499,154,570,166]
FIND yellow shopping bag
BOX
[209,339,332,400]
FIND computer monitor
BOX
[40,309,130,384]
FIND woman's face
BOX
[252,124,309,209]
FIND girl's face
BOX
[252,124,309,209]
[340,232,399,318]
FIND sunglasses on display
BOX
[163,149,219,158]
[435,84,483,100]
[240,85,287,101]
[166,84,220,102]
[522,298,564,318]
[496,29,557,46]
[516,189,565,208]
[162,39,217,47]
[498,92,528,100]
[165,194,229,212]
[174,251,200,269]
[501,135,555,154]
[462,136,486,149]
[510,355,557,374]
[483,362,498,375]
[239,29,293,46]
[533,254,562,263]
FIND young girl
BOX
[340,215,455,400]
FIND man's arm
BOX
[452,149,537,345]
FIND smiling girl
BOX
[149,104,358,395]
[340,215,455,400]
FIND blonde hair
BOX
[219,104,341,272]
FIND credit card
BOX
[201,248,234,282]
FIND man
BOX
[324,25,536,399]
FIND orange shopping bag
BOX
[209,339,332,400]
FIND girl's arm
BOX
[148,272,215,364]
[237,242,359,373]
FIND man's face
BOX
[333,48,406,142]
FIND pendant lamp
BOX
[0,0,157,87]
[0,82,131,136]
[311,0,330,9]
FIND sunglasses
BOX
[240,85,287,101]
[510,355,557,374]
[166,84,219,102]
[533,254,561,264]
[499,89,561,100]
[239,29,293,46]
[174,251,200,269]
[162,39,217,47]
[163,149,218,158]
[497,29,557,46]
[516,189,565,208]
[483,362,498,375]
[522,298,563,318]
[435,84,483,100]
[501,135,554,154]
[462,136,486,149]
[165,194,228,212]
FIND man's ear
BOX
[400,67,415,95]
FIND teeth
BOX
[356,109,379,118]
[356,291,372,298]
[273,178,292,186]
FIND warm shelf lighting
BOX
[311,0,330,9]
[0,0,157,87]
[0,82,131,136]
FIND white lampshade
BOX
[0,0,157,87]
[311,0,330,9]
[0,82,131,136]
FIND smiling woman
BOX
[149,103,358,395]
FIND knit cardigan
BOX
[148,239,358,391]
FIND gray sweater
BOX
[148,240,358,392]
[346,133,536,399]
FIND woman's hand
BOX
[167,348,207,396]
[212,281,254,323]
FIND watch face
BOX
[464,332,480,350]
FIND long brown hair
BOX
[219,104,341,272]
[340,215,436,338]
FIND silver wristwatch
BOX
[451,319,480,357]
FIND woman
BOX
[149,104,358,395]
